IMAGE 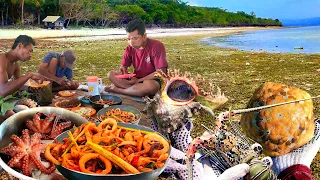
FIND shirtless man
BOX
[104,18,168,97]
[0,35,45,122]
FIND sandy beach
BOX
[0,27,277,41]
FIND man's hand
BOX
[217,164,250,180]
[56,78,68,86]
[271,119,320,175]
[27,73,45,93]
[127,77,138,85]
[119,65,128,75]
[29,73,45,84]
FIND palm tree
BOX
[10,0,24,24]
[33,0,42,25]
[20,0,24,24]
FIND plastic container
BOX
[87,76,103,96]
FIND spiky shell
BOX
[240,82,314,156]
[155,69,198,106]
[154,69,227,109]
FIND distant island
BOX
[281,17,320,26]
[0,0,282,28]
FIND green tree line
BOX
[0,0,282,27]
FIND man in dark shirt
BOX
[38,50,79,91]
[105,19,168,97]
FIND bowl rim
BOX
[96,105,141,123]
[0,107,87,180]
[0,158,35,180]
[78,95,90,104]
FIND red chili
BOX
[131,155,140,167]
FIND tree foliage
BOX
[0,0,282,27]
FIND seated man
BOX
[38,50,79,92]
[105,18,168,97]
[0,35,45,123]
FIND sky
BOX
[183,0,320,20]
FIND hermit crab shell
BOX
[155,69,199,106]
[240,82,315,156]
[163,76,198,105]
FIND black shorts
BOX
[139,78,162,89]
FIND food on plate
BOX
[27,79,50,88]
[94,99,115,105]
[45,118,170,174]
[58,90,75,97]
[100,108,138,123]
[0,129,56,176]
[72,107,96,117]
[26,112,72,139]
[55,99,81,109]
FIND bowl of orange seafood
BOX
[97,105,141,125]
[46,118,171,180]
[89,95,122,110]
[55,98,81,110]
[0,107,87,180]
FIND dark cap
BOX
[62,50,76,69]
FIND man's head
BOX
[60,50,76,69]
[126,19,147,49]
[11,35,35,62]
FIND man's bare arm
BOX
[38,60,60,82]
[14,62,29,91]
[0,60,32,97]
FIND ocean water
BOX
[201,26,320,54]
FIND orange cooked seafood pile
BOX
[100,108,138,123]
[44,118,169,175]
[95,99,115,105]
